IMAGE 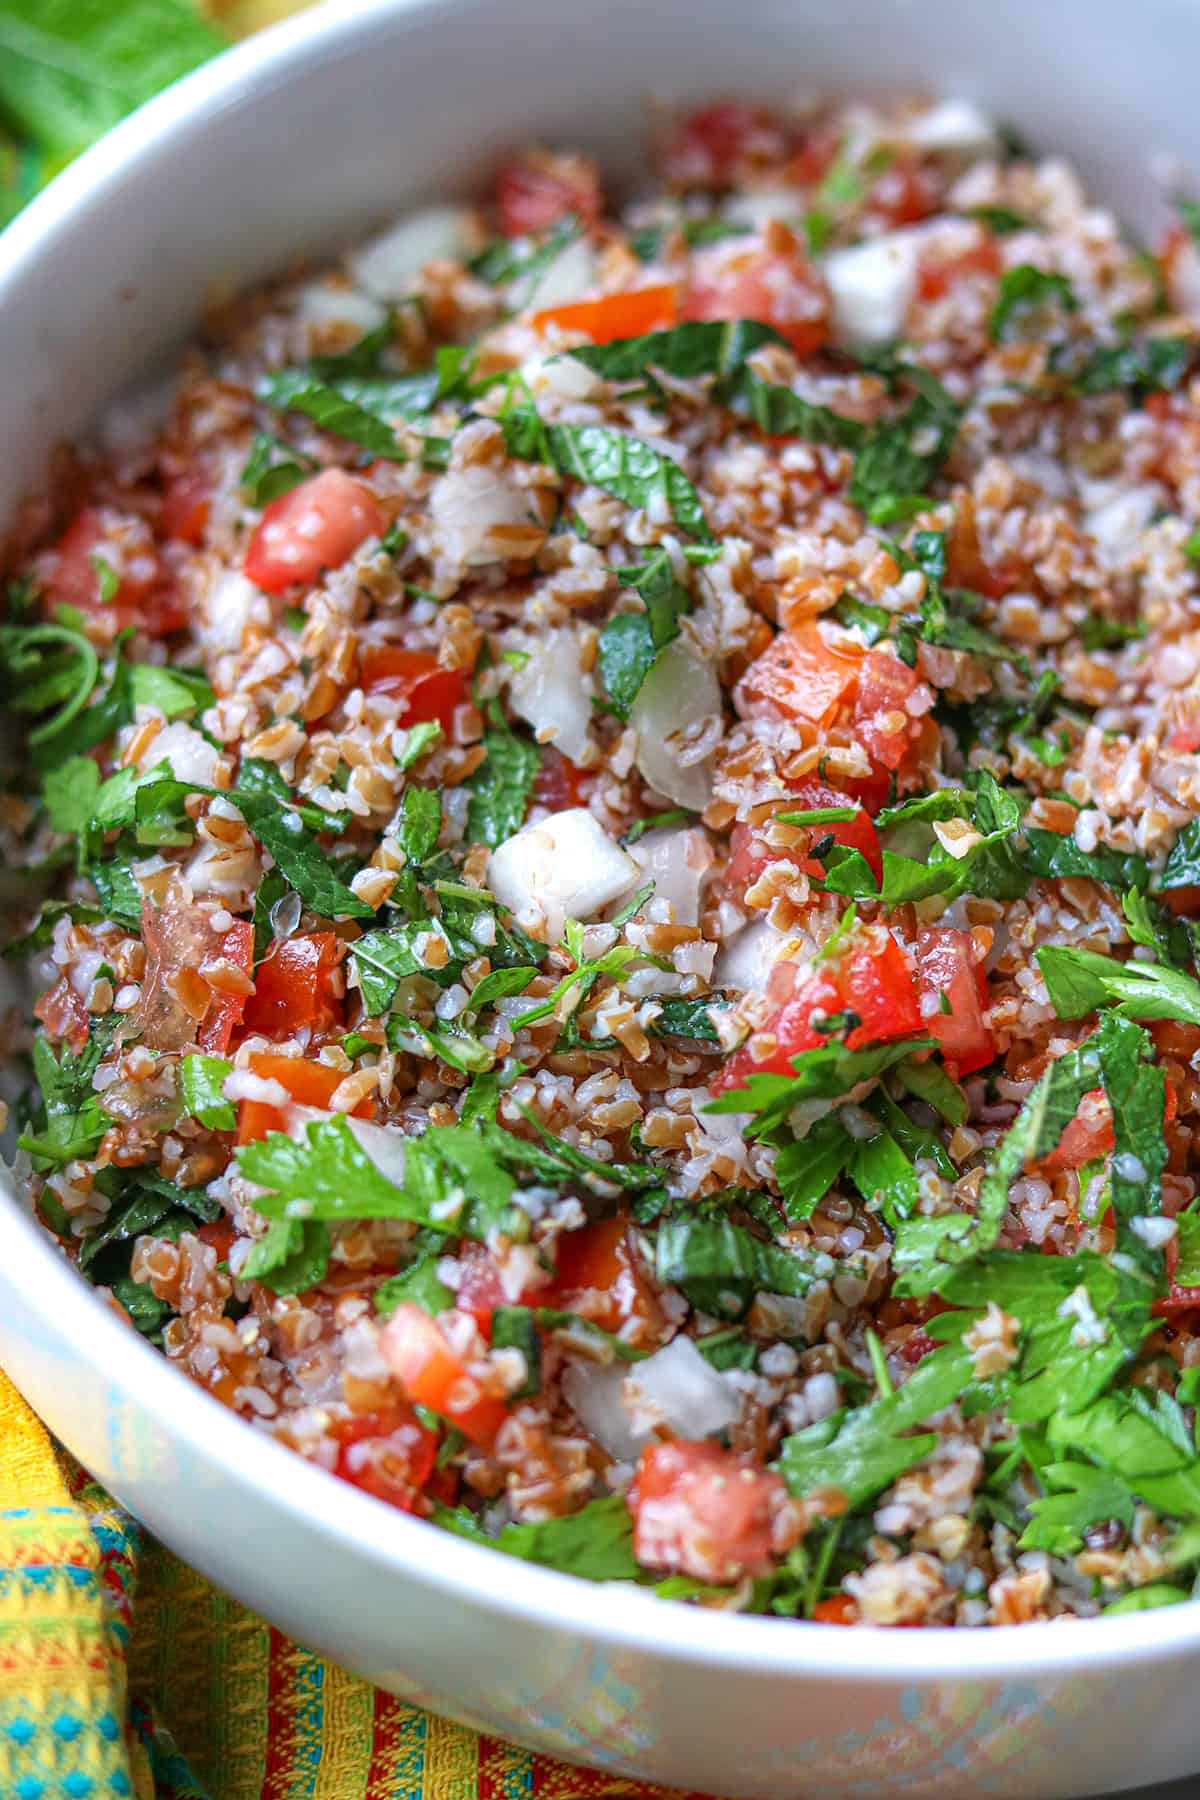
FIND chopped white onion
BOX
[630,637,721,810]
[824,227,933,348]
[487,808,639,938]
[904,99,997,157]
[563,1336,741,1459]
[294,281,387,334]
[348,205,471,300]
[624,1336,742,1438]
[346,1115,410,1186]
[629,827,714,926]
[723,189,804,230]
[511,234,596,312]
[138,721,220,787]
[561,1361,644,1461]
[430,462,538,569]
[1081,481,1160,564]
[714,919,789,992]
[508,627,594,763]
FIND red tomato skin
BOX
[240,932,343,1039]
[854,648,931,773]
[330,1402,437,1512]
[545,1217,662,1336]
[455,1246,540,1336]
[713,933,919,1094]
[841,935,922,1043]
[243,471,383,593]
[161,469,211,545]
[42,507,186,635]
[358,645,469,733]
[630,1440,797,1582]
[236,1051,372,1144]
[497,153,600,236]
[724,780,883,897]
[737,623,861,728]
[681,236,830,357]
[915,928,994,1076]
[1163,885,1200,917]
[196,920,254,1057]
[663,102,784,188]
[812,1593,859,1624]
[867,156,938,227]
[917,235,1002,303]
[532,747,588,813]
[1035,1088,1114,1176]
[195,1218,238,1260]
[532,284,678,342]
[381,1303,509,1447]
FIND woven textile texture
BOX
[0,1366,716,1800]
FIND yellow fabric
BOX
[0,1369,702,1800]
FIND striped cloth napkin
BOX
[0,1366,704,1800]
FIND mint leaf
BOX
[502,412,714,543]
[465,730,539,847]
[654,1213,850,1320]
[893,1033,1104,1292]
[0,0,225,160]
[990,265,1078,341]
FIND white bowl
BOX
[3,4,1200,1794]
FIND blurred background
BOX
[0,0,317,227]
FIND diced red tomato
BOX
[812,1593,858,1624]
[532,284,678,342]
[900,1328,940,1366]
[1168,727,1200,754]
[681,231,830,357]
[358,644,469,733]
[380,1303,509,1447]
[853,647,933,773]
[630,1440,799,1583]
[240,932,343,1041]
[1035,1087,1114,1177]
[914,928,994,1076]
[137,884,249,1053]
[236,1052,373,1145]
[843,933,923,1040]
[455,1246,542,1336]
[532,747,588,813]
[737,622,862,729]
[916,234,1002,303]
[330,1402,438,1512]
[195,1218,238,1260]
[662,101,786,188]
[40,507,187,636]
[196,920,254,1057]
[1162,885,1200,917]
[33,975,91,1056]
[713,931,921,1093]
[160,468,211,545]
[497,149,601,236]
[789,130,839,189]
[724,779,883,897]
[243,470,383,594]
[866,155,938,228]
[545,1217,663,1337]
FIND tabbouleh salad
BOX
[9,92,1200,1626]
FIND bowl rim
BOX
[3,0,1199,1682]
